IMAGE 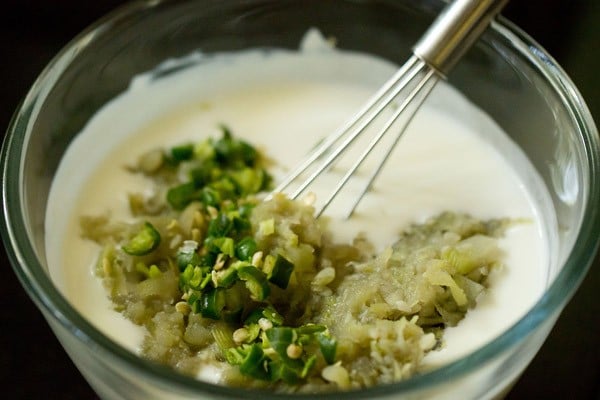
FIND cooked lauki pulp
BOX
[45,31,550,392]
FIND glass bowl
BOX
[1,0,598,399]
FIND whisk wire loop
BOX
[271,0,509,218]
[271,56,422,197]
[271,56,440,217]
[334,66,439,218]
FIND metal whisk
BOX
[272,0,509,217]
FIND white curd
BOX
[45,32,552,380]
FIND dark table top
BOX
[1,1,598,399]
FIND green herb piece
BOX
[266,254,294,289]
[296,324,327,335]
[210,176,239,200]
[197,253,217,269]
[244,309,265,326]
[316,332,337,364]
[245,324,262,343]
[207,213,233,238]
[212,267,238,288]
[167,182,198,210]
[212,237,235,257]
[258,169,272,192]
[176,241,200,271]
[200,187,221,207]
[122,222,161,256]
[234,344,270,381]
[190,165,212,188]
[265,327,297,357]
[180,265,210,291]
[301,355,317,378]
[262,306,284,326]
[233,323,261,345]
[237,265,270,301]
[244,306,284,326]
[238,203,254,219]
[235,237,257,261]
[204,236,234,257]
[214,126,258,168]
[222,283,245,323]
[198,287,226,320]
[268,362,301,384]
[229,167,266,195]
[264,327,305,371]
[170,143,194,162]
[193,139,216,162]
[232,215,251,232]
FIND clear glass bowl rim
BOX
[1,0,599,398]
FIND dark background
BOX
[1,1,598,399]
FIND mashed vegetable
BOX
[80,127,507,391]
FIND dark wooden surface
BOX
[0,1,598,398]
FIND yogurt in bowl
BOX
[45,31,552,390]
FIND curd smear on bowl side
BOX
[45,31,553,385]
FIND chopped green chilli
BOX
[162,126,270,211]
[237,265,270,301]
[235,237,257,261]
[167,182,198,210]
[267,254,294,289]
[170,143,195,162]
[316,331,337,365]
[122,222,161,256]
[198,287,226,319]
[81,127,509,391]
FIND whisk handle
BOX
[413,0,509,76]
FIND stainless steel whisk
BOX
[272,0,509,217]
